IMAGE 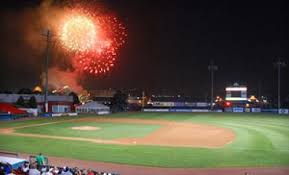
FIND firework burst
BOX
[60,13,97,52]
[57,5,127,75]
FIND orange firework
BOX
[58,7,127,75]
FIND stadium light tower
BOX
[208,60,218,110]
[275,57,286,113]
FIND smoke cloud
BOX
[43,67,83,93]
[37,1,85,93]
[0,0,85,92]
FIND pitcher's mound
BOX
[71,126,101,131]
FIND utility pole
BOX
[275,58,286,113]
[208,61,218,111]
[43,30,51,113]
[142,90,145,108]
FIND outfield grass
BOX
[0,112,289,168]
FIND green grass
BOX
[0,116,78,128]
[15,122,160,140]
[0,112,289,168]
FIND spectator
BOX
[73,167,82,175]
[61,167,72,175]
[0,162,12,174]
[87,169,94,175]
[29,164,40,175]
[81,169,87,175]
[40,166,47,175]
[22,162,30,174]
[0,163,5,175]
[51,166,59,174]
[35,153,46,167]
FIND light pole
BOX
[275,58,286,113]
[208,60,218,110]
[43,30,51,113]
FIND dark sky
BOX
[0,0,289,100]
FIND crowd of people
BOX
[15,164,118,175]
[0,154,119,175]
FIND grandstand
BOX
[0,151,119,175]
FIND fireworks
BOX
[60,14,97,52]
[57,5,127,75]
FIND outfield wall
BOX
[143,108,220,112]
[143,107,289,114]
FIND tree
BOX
[3,90,13,94]
[111,90,128,112]
[69,92,80,104]
[15,96,25,108]
[28,96,37,108]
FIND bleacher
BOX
[0,152,120,175]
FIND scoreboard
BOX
[225,86,247,101]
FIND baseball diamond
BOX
[0,112,288,175]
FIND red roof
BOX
[0,103,27,115]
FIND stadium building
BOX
[0,94,74,113]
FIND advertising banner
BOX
[143,108,169,112]
[232,107,244,113]
[251,108,261,113]
[278,109,289,114]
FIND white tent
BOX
[76,102,110,115]
[0,156,26,169]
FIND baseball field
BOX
[0,112,289,169]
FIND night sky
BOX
[0,0,288,100]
